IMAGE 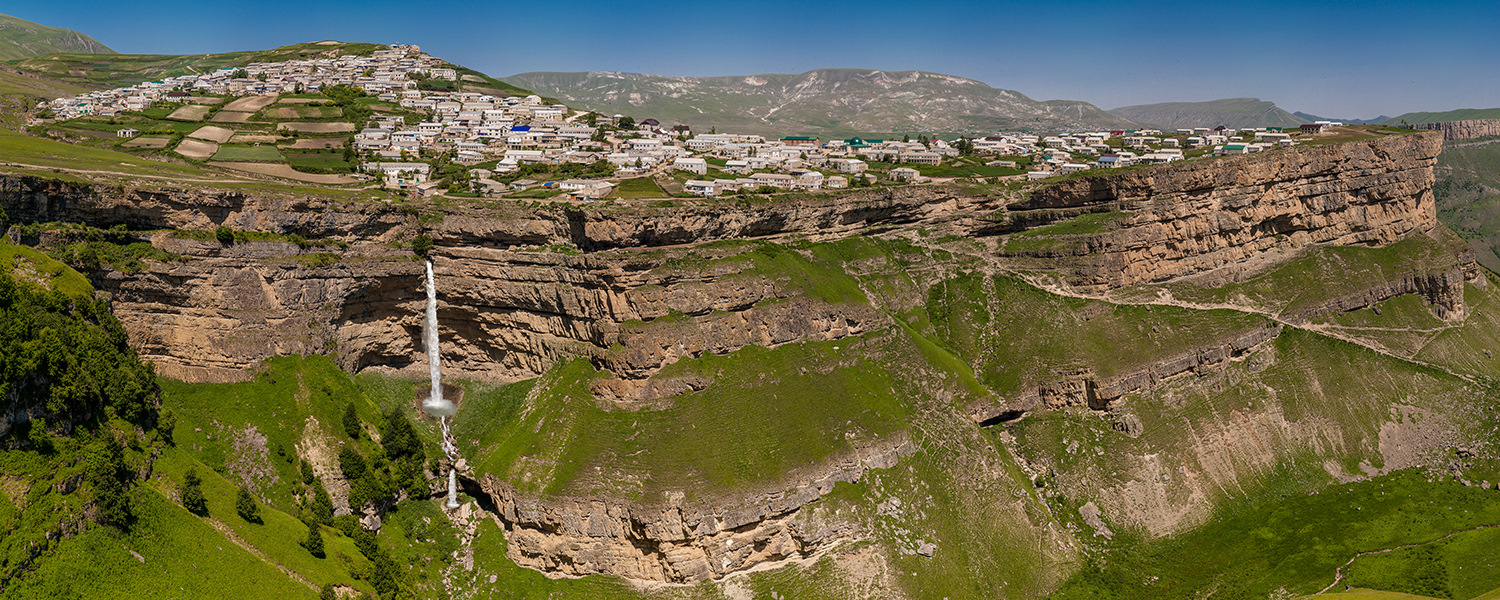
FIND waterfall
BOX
[419,259,461,509]
[421,259,455,417]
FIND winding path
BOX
[1312,524,1500,596]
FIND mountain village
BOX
[40,44,1341,201]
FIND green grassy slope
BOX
[9,42,385,90]
[0,14,113,61]
[1433,137,1500,272]
[0,486,319,600]
[1047,470,1500,600]
[924,271,1273,397]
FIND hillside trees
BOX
[342,401,361,439]
[180,469,207,515]
[0,271,158,432]
[235,485,261,523]
[85,439,133,525]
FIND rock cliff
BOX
[1011,131,1443,291]
[1406,118,1500,140]
[0,130,1469,586]
[471,438,915,582]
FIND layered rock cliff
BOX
[1406,118,1500,140]
[471,438,914,582]
[0,129,1470,587]
[1010,131,1443,291]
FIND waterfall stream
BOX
[420,259,461,508]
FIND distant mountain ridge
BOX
[1292,111,1390,125]
[1106,98,1306,130]
[0,13,114,61]
[502,68,1135,137]
[1383,108,1500,125]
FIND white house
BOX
[684,179,717,197]
[794,170,825,190]
[834,158,868,173]
[748,172,794,189]
[673,157,708,175]
[890,167,921,181]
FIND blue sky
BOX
[11,0,1498,118]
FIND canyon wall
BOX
[0,130,1470,585]
[471,438,914,582]
[0,132,1452,388]
[1406,118,1500,141]
[1014,131,1444,291]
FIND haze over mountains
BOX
[0,13,113,61]
[506,69,1429,136]
[503,69,1135,137]
[1106,98,1307,130]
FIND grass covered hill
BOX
[1433,136,1500,272]
[0,13,113,62]
[8,41,387,91]
[1106,97,1306,130]
[6,40,537,99]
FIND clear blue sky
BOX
[11,0,1498,118]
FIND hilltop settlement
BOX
[39,43,1345,201]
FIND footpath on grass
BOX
[1313,524,1500,596]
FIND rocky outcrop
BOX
[1281,266,1469,323]
[1013,131,1444,291]
[471,438,915,583]
[1407,119,1500,141]
[970,325,1283,425]
[91,237,423,382]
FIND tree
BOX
[338,446,368,481]
[310,480,334,525]
[0,203,8,233]
[156,407,176,444]
[902,134,911,143]
[235,485,261,523]
[180,469,207,515]
[617,116,635,130]
[86,440,133,526]
[954,137,975,156]
[411,234,433,257]
[380,409,424,463]
[300,459,316,485]
[232,68,248,79]
[26,418,51,452]
[342,402,361,439]
[215,225,234,246]
[303,523,326,558]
